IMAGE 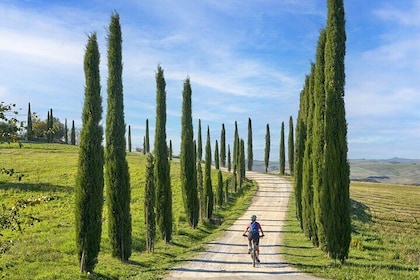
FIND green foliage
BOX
[144,153,156,252]
[247,118,253,171]
[279,121,285,175]
[180,77,199,228]
[70,120,76,145]
[216,170,223,206]
[227,144,231,172]
[197,119,202,161]
[264,123,270,173]
[105,12,132,261]
[154,65,172,243]
[26,103,32,141]
[214,140,219,169]
[204,126,213,219]
[288,116,294,175]
[128,125,132,152]
[145,119,150,153]
[75,32,104,273]
[220,124,226,167]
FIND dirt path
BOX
[165,171,322,279]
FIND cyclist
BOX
[242,215,264,262]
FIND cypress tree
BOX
[145,153,156,253]
[264,124,270,173]
[180,77,199,228]
[64,118,68,144]
[49,108,54,143]
[169,140,173,160]
[288,116,294,175]
[247,118,253,171]
[105,13,132,261]
[238,138,245,188]
[280,121,285,175]
[26,102,32,141]
[75,33,104,273]
[313,28,327,251]
[302,64,318,246]
[216,169,223,206]
[220,124,226,167]
[204,126,213,219]
[323,0,350,262]
[197,119,202,161]
[71,120,76,145]
[233,121,239,172]
[154,65,172,242]
[145,119,150,153]
[227,144,231,172]
[196,161,204,222]
[128,125,132,152]
[214,140,219,169]
[47,110,50,143]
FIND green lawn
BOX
[281,179,420,280]
[0,143,256,279]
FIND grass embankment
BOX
[0,143,256,279]
[282,180,420,280]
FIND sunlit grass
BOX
[281,179,420,280]
[0,143,256,279]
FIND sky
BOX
[0,0,419,160]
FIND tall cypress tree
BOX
[154,65,172,242]
[145,153,156,253]
[302,64,318,246]
[323,0,350,262]
[227,144,231,172]
[196,160,204,222]
[216,169,223,206]
[288,116,294,175]
[145,119,150,153]
[214,140,219,169]
[180,77,199,228]
[64,118,68,144]
[313,28,327,251]
[105,13,132,261]
[26,102,32,141]
[280,121,285,175]
[128,125,132,152]
[169,139,173,160]
[264,124,270,173]
[197,119,202,161]
[247,118,253,171]
[204,126,213,219]
[220,124,226,167]
[71,120,76,145]
[75,33,104,273]
[49,108,54,143]
[47,110,50,143]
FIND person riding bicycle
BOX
[242,215,264,262]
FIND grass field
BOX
[0,143,256,279]
[281,180,420,280]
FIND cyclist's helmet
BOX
[251,215,257,222]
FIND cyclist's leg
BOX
[254,235,260,260]
[247,234,252,253]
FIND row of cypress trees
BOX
[294,0,350,263]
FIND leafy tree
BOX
[154,65,172,242]
[144,153,156,252]
[322,0,350,262]
[180,77,199,228]
[216,170,223,206]
[264,124,270,173]
[75,33,104,273]
[71,120,76,145]
[197,119,202,161]
[288,116,294,175]
[145,119,150,153]
[220,124,226,167]
[26,102,32,141]
[204,126,213,219]
[247,118,253,171]
[64,118,68,144]
[280,121,285,175]
[128,125,132,152]
[214,140,219,169]
[105,12,132,261]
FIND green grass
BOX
[281,180,420,280]
[0,143,256,279]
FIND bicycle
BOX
[243,233,264,267]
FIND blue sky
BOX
[0,0,419,160]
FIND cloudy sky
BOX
[0,0,419,160]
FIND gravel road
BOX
[165,171,323,280]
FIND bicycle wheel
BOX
[252,239,256,267]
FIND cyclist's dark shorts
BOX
[248,231,260,245]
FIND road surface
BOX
[165,171,322,279]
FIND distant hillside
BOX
[249,158,420,186]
